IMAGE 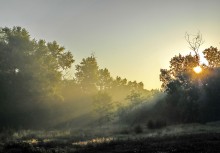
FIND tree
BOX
[203,46,220,68]
[159,31,220,123]
[126,90,142,106]
[75,55,99,94]
[97,68,113,91]
[160,32,205,91]
[159,33,206,123]
[160,53,198,91]
[113,76,127,87]
[185,31,204,62]
[201,68,220,121]
[0,27,74,128]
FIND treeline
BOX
[1,27,220,130]
[159,46,220,123]
[123,46,220,126]
[0,27,157,129]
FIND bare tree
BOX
[185,31,204,62]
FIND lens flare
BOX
[193,66,202,74]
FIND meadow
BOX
[1,121,220,153]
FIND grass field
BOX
[1,122,220,153]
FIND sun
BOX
[193,66,202,74]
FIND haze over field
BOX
[1,0,220,89]
[1,1,220,153]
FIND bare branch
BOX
[185,31,204,65]
[185,31,204,56]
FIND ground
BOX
[1,122,220,153]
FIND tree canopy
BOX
[0,27,74,128]
[159,44,220,123]
[75,55,99,94]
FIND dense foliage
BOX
[0,27,74,128]
[0,27,155,129]
[159,46,220,123]
[1,26,220,130]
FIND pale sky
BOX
[1,0,220,89]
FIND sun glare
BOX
[193,66,202,74]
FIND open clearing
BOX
[1,122,220,152]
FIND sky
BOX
[0,0,220,89]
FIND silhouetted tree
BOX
[160,53,198,91]
[0,27,74,128]
[185,31,204,62]
[203,46,220,68]
[160,43,220,123]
